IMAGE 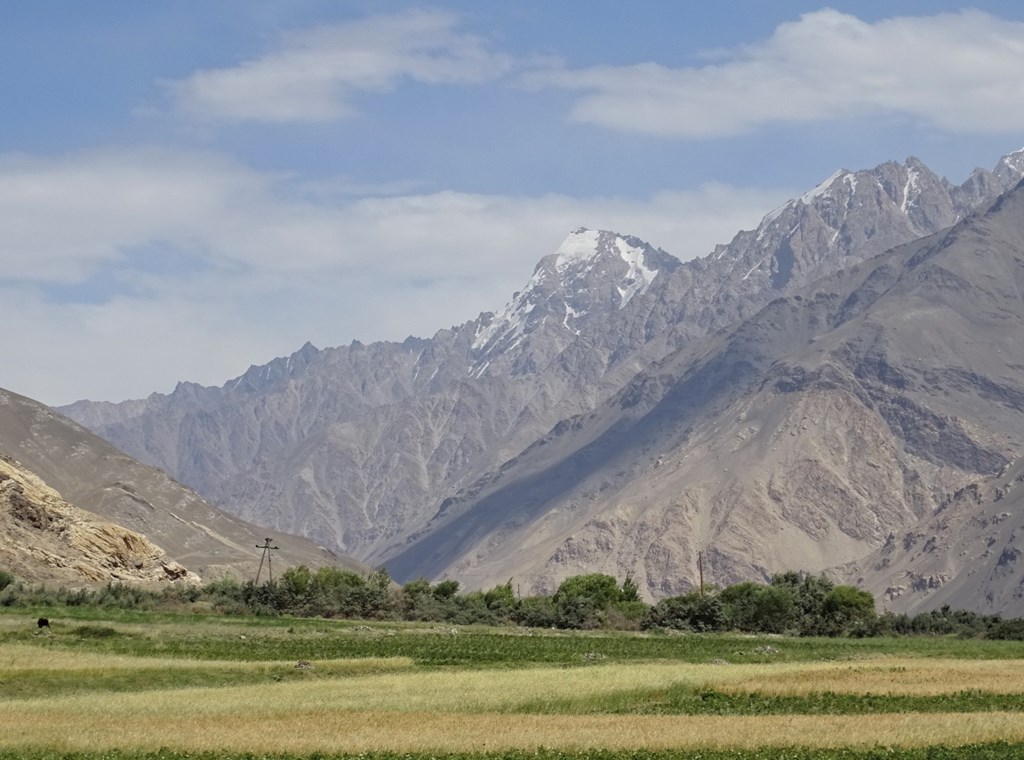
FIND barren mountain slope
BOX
[385,183,1024,614]
[60,151,1024,578]
[837,453,1024,617]
[0,388,362,580]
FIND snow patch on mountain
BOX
[799,169,845,205]
[614,237,658,308]
[471,268,543,353]
[1000,148,1024,172]
[554,228,602,273]
[759,170,847,227]
[901,167,920,214]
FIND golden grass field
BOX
[4,639,1024,755]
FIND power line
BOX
[255,537,280,584]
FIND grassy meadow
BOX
[2,608,1024,759]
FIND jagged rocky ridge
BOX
[61,151,1024,613]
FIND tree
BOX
[552,574,619,629]
[306,567,387,618]
[551,573,645,629]
[432,579,460,600]
[554,574,622,608]
[642,591,724,632]
[821,585,877,636]
[772,572,835,635]
[281,565,312,603]
[400,577,436,619]
[483,580,516,620]
[720,581,797,633]
[621,575,641,602]
[402,578,432,597]
[513,595,559,628]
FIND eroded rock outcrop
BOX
[0,452,198,586]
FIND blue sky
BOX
[3,2,1024,405]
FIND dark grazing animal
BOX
[37,617,50,630]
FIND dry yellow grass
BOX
[5,652,1024,752]
[712,658,1024,696]
[0,661,713,716]
[2,710,1024,753]
[0,642,413,675]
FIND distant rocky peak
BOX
[797,168,851,206]
[994,147,1024,184]
[548,228,667,305]
[758,157,946,234]
[470,228,678,363]
[708,157,970,296]
[228,341,321,394]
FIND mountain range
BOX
[57,150,1024,614]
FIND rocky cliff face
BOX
[60,150,1024,613]
[837,459,1024,616]
[0,452,197,586]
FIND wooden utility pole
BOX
[255,537,280,584]
[698,550,705,597]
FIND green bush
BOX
[643,591,724,632]
[720,581,797,633]
[820,585,877,637]
[987,618,1024,640]
[552,573,649,629]
[512,595,558,628]
[483,581,516,619]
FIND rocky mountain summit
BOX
[61,150,1024,613]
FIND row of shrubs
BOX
[2,565,1022,639]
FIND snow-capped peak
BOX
[470,229,666,359]
[997,148,1024,176]
[554,228,602,273]
[551,228,658,306]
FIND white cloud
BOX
[525,9,1024,137]
[0,148,789,406]
[170,9,515,122]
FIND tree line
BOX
[3,564,1022,639]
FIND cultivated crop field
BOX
[2,608,1024,759]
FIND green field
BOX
[3,608,1024,759]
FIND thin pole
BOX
[255,537,280,584]
[698,550,705,597]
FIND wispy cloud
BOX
[169,9,515,122]
[0,148,789,405]
[526,9,1024,137]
